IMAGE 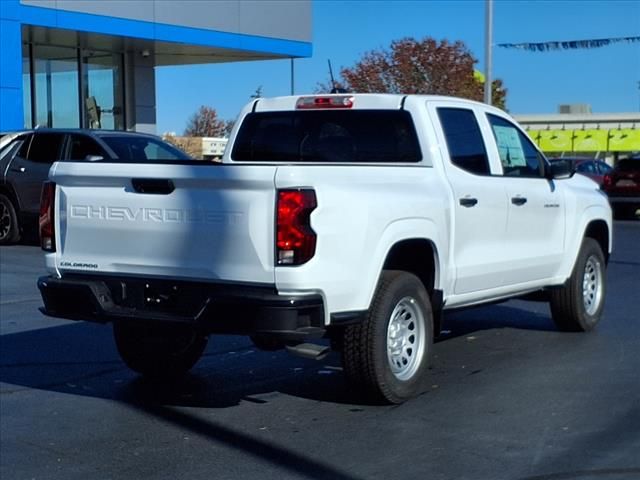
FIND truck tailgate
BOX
[50,162,277,284]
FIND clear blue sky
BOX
[156,0,640,135]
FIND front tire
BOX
[342,271,433,404]
[113,322,208,379]
[0,194,20,245]
[550,238,606,332]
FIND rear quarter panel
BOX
[274,165,449,320]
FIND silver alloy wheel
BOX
[386,296,425,381]
[583,255,603,316]
[0,202,10,240]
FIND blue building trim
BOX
[17,2,312,58]
[0,15,24,131]
[0,0,312,130]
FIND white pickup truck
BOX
[38,94,612,403]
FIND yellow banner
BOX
[573,129,609,152]
[608,129,640,152]
[538,130,573,152]
[525,129,541,144]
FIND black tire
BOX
[113,322,208,378]
[341,270,433,404]
[550,238,606,332]
[0,194,20,245]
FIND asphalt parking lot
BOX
[1,221,639,480]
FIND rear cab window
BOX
[231,110,422,163]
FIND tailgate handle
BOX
[131,178,174,195]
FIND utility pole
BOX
[484,0,493,105]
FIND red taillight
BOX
[39,181,56,251]
[603,173,612,190]
[276,189,317,265]
[296,96,354,109]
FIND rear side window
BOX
[617,159,640,171]
[437,108,490,175]
[26,133,65,163]
[99,136,190,162]
[68,134,108,161]
[231,110,422,163]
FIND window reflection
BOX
[22,44,32,129]
[33,45,80,128]
[21,45,125,130]
[83,52,124,130]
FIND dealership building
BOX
[0,0,312,133]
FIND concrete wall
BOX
[124,52,156,134]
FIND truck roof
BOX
[252,93,490,112]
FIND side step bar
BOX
[286,343,331,361]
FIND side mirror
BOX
[85,155,104,162]
[546,160,574,180]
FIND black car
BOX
[0,129,191,244]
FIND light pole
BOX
[484,0,493,105]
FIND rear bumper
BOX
[38,275,325,341]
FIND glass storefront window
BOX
[21,44,125,130]
[33,45,80,128]
[22,44,32,129]
[83,51,125,130]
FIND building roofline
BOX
[514,112,640,123]
[15,1,312,59]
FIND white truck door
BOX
[429,104,508,295]
[482,112,566,283]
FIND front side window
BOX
[487,114,545,178]
[437,108,490,175]
[0,136,26,162]
[232,110,422,163]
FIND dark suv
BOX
[0,129,190,244]
[603,157,640,219]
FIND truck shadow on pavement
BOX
[0,304,602,480]
[1,301,556,409]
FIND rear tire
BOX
[550,238,606,332]
[0,194,20,245]
[113,322,208,379]
[341,270,433,404]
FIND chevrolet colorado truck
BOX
[38,94,612,403]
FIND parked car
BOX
[549,157,612,187]
[603,156,640,219]
[0,129,191,244]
